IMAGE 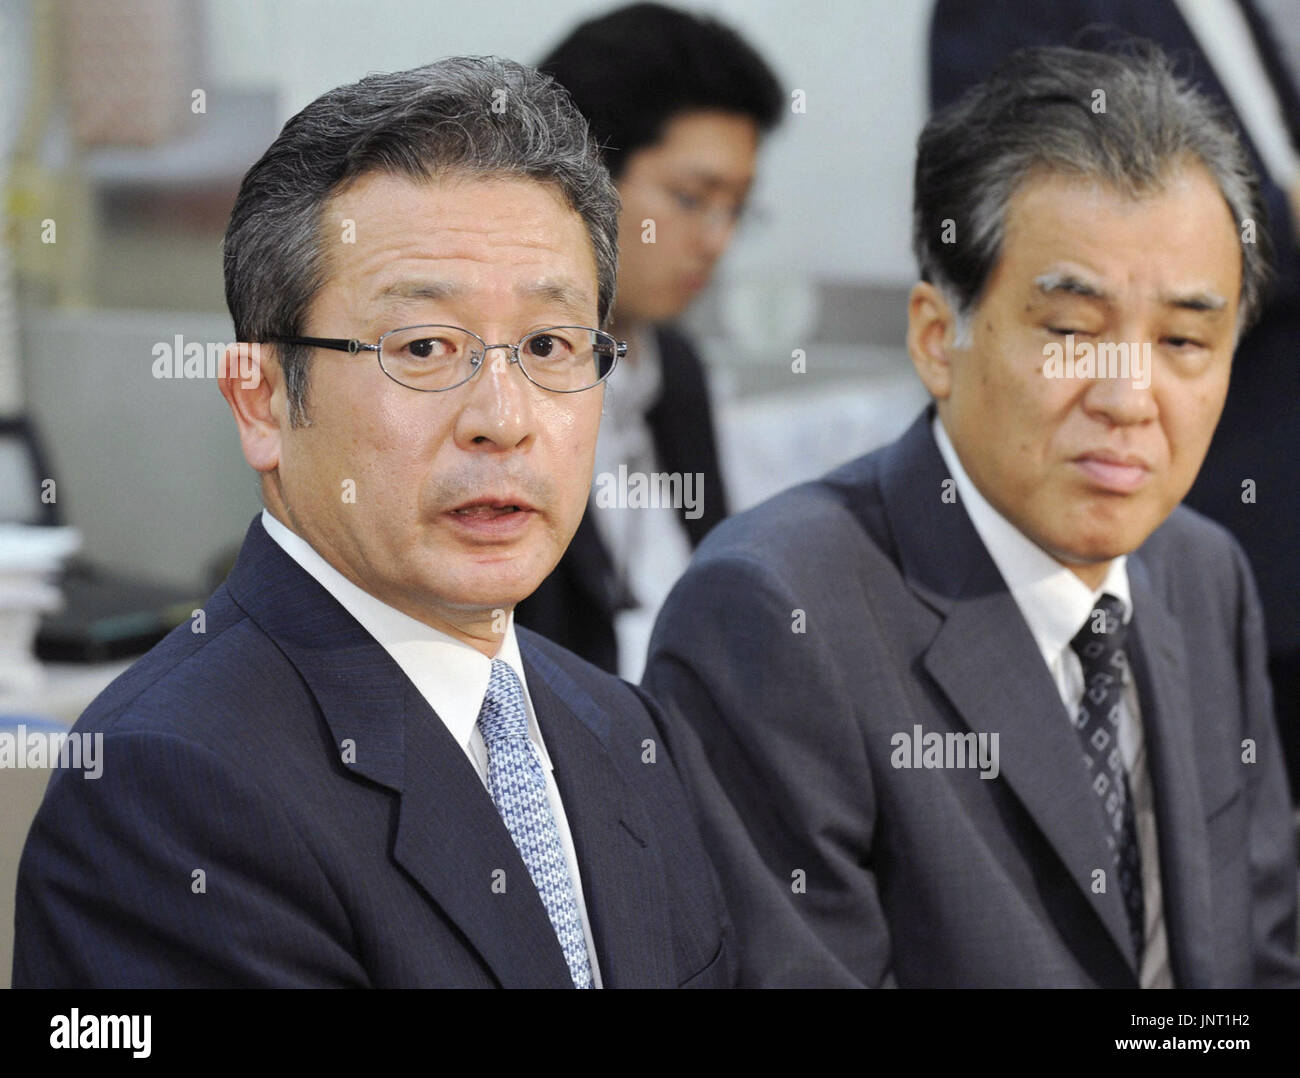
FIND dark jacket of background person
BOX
[929,0,1300,795]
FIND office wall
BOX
[203,0,932,287]
[21,309,261,589]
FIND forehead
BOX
[992,165,1242,301]
[318,170,599,310]
[634,110,759,174]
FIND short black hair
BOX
[539,2,783,180]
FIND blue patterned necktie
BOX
[476,659,593,989]
[1069,594,1144,963]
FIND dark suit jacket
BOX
[516,325,728,672]
[13,516,732,988]
[929,0,1300,790]
[643,411,1300,987]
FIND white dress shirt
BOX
[260,509,603,986]
[590,326,695,682]
[932,418,1171,987]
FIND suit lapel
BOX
[1126,555,1216,987]
[225,517,573,987]
[876,414,1138,973]
[521,637,675,988]
[388,680,574,988]
[921,582,1138,970]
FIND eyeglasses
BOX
[266,324,626,393]
[633,180,765,233]
[665,188,752,231]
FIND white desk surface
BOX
[0,661,135,726]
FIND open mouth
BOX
[451,504,526,518]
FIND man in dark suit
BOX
[517,3,783,678]
[929,0,1300,800]
[13,57,730,989]
[644,45,1300,987]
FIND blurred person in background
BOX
[930,0,1300,800]
[515,2,783,679]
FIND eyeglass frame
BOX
[264,324,627,394]
[624,175,765,233]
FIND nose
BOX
[451,344,535,451]
[695,211,736,261]
[1080,340,1158,427]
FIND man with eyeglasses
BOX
[516,3,784,680]
[13,58,732,989]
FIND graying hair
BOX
[223,56,620,426]
[913,44,1272,345]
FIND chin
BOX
[1056,547,1129,572]
[1046,527,1144,567]
[450,575,536,609]
[449,560,548,610]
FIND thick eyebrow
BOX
[374,280,463,304]
[520,279,595,314]
[1033,271,1228,316]
[1158,289,1227,313]
[672,167,754,192]
[372,278,594,313]
[1033,272,1111,302]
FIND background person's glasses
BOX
[630,178,767,233]
[664,188,756,231]
[267,324,626,393]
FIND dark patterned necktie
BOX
[1069,594,1144,963]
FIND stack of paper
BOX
[0,525,81,696]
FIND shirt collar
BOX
[930,415,1132,667]
[259,509,547,763]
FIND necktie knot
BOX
[477,659,529,744]
[1071,593,1129,673]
